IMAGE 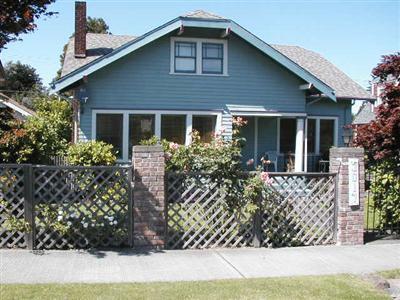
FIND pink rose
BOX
[260,172,273,185]
[169,142,179,150]
[246,159,254,166]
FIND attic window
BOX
[171,37,228,76]
[175,42,196,73]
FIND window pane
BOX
[193,115,216,143]
[202,43,223,58]
[175,57,196,73]
[129,114,155,157]
[175,42,196,57]
[96,114,123,159]
[202,59,222,74]
[280,119,296,153]
[202,43,223,74]
[161,115,186,144]
[307,119,316,153]
[320,119,334,159]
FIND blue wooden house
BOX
[52,3,374,171]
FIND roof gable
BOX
[52,11,348,101]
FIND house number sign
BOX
[348,158,360,206]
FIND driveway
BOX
[1,243,399,284]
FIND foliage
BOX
[24,97,72,163]
[353,53,400,164]
[369,161,400,228]
[56,16,111,79]
[0,0,56,50]
[67,141,116,166]
[353,53,400,231]
[0,199,31,232]
[87,17,111,34]
[3,61,42,92]
[0,96,72,163]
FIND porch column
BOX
[294,118,304,172]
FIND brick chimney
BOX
[74,1,86,58]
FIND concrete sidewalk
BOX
[1,243,399,284]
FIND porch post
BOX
[294,118,304,172]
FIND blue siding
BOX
[79,33,307,140]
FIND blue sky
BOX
[2,0,399,93]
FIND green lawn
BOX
[378,269,400,279]
[1,275,389,300]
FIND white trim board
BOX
[51,17,336,101]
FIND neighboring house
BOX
[52,1,374,171]
[0,92,35,120]
[353,101,375,126]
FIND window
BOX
[307,119,316,153]
[202,43,223,74]
[96,114,123,158]
[129,114,155,157]
[193,115,217,143]
[174,42,196,73]
[320,119,334,159]
[171,38,227,75]
[279,118,296,153]
[161,115,186,144]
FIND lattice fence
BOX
[0,165,26,248]
[167,173,253,249]
[166,172,336,249]
[261,174,336,247]
[0,164,133,250]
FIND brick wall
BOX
[132,146,165,249]
[329,147,365,245]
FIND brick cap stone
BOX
[330,147,364,154]
[133,145,163,153]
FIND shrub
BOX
[370,160,400,228]
[67,141,116,166]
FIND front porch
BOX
[238,115,338,172]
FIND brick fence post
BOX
[329,147,365,245]
[132,145,165,249]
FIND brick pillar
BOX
[329,147,365,245]
[132,146,166,249]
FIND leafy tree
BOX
[55,17,111,79]
[0,0,56,50]
[86,17,111,34]
[353,53,400,163]
[3,61,42,92]
[353,52,400,229]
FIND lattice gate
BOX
[166,172,337,249]
[0,164,133,249]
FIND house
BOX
[52,1,374,171]
[0,92,36,120]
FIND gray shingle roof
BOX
[270,44,373,100]
[353,101,375,124]
[61,33,136,77]
[60,27,372,100]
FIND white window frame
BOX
[170,37,228,76]
[276,116,338,155]
[92,109,222,162]
[306,116,338,155]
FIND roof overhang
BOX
[0,98,35,117]
[51,17,337,101]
